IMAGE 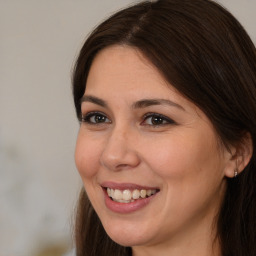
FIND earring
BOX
[234,168,238,178]
[234,159,239,178]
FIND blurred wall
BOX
[0,1,255,256]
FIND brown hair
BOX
[72,0,256,255]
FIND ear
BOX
[224,132,253,178]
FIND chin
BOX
[108,232,149,247]
[102,220,154,247]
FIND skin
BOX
[75,45,241,256]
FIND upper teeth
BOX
[107,188,157,203]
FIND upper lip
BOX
[101,181,159,191]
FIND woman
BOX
[72,0,256,255]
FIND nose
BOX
[100,126,140,171]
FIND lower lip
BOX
[103,189,158,214]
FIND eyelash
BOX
[81,111,111,125]
[80,111,176,126]
[142,113,176,126]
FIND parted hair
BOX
[72,0,256,255]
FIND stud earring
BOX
[234,168,238,178]
[234,159,239,178]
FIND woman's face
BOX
[75,45,232,251]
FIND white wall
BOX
[0,1,255,256]
[217,0,256,42]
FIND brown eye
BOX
[92,114,107,123]
[142,113,175,126]
[150,116,165,125]
[82,112,111,124]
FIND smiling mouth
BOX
[106,188,159,203]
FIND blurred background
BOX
[0,0,255,256]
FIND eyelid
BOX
[80,111,111,124]
[141,112,176,126]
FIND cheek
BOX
[143,130,221,181]
[75,132,102,179]
[144,131,225,220]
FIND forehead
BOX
[86,46,195,110]
[86,45,175,96]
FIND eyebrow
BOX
[132,99,185,110]
[80,95,108,108]
[80,95,185,111]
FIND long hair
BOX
[72,0,256,255]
